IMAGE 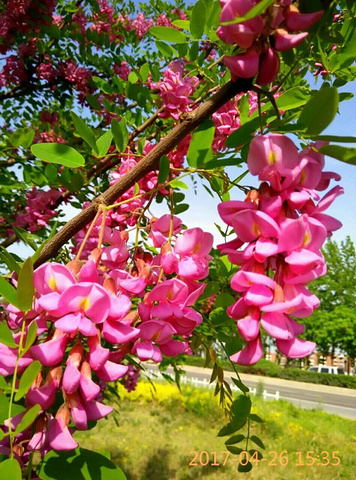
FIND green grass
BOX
[75,381,356,480]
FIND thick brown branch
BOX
[34,78,252,267]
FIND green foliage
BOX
[71,112,99,154]
[37,448,127,480]
[14,404,41,435]
[149,26,187,43]
[15,361,42,401]
[187,120,215,167]
[190,1,206,39]
[318,145,356,165]
[31,143,85,168]
[0,321,17,348]
[0,277,18,309]
[16,257,34,312]
[0,458,22,480]
[111,119,129,153]
[298,87,339,136]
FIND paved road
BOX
[148,364,356,420]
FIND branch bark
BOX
[31,77,252,267]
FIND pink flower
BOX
[217,0,263,48]
[223,48,260,81]
[149,214,183,247]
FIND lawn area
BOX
[76,382,356,480]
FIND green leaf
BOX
[231,378,251,394]
[31,143,85,168]
[310,135,356,143]
[210,307,231,326]
[0,249,20,275]
[238,461,253,472]
[0,277,18,308]
[37,448,127,480]
[217,421,238,437]
[157,156,170,184]
[21,322,38,357]
[221,0,275,25]
[15,361,41,401]
[86,94,102,110]
[149,26,187,44]
[190,0,206,39]
[139,64,150,83]
[225,434,245,445]
[230,395,251,430]
[275,87,310,111]
[13,227,38,251]
[249,413,264,423]
[128,71,139,84]
[9,129,35,149]
[226,445,243,454]
[187,120,215,167]
[96,130,113,157]
[92,76,112,95]
[0,376,8,390]
[0,394,25,424]
[250,435,265,449]
[70,112,98,154]
[214,293,235,308]
[111,119,129,153]
[226,118,260,148]
[0,458,22,480]
[317,145,356,166]
[155,40,174,58]
[171,19,190,29]
[225,337,243,357]
[298,87,339,136]
[134,183,140,195]
[170,179,189,190]
[16,257,34,312]
[204,157,244,169]
[14,404,41,435]
[0,321,17,348]
[173,203,189,214]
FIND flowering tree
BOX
[0,0,355,477]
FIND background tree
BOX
[302,237,356,366]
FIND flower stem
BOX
[8,312,27,457]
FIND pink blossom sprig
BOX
[1,210,212,457]
[217,0,324,84]
[218,134,343,364]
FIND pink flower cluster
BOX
[212,91,259,151]
[12,187,61,232]
[1,214,211,456]
[0,0,55,54]
[218,134,343,365]
[217,0,323,84]
[151,61,199,121]
[0,55,27,87]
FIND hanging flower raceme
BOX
[217,134,343,365]
[217,0,324,84]
[0,209,211,459]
